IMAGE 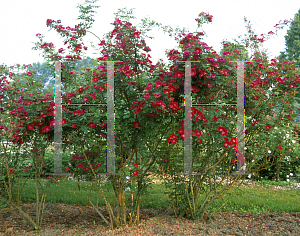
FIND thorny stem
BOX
[80,142,116,229]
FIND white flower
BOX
[244,147,247,150]
[279,132,281,134]
[290,173,293,176]
[126,176,130,180]
[248,174,252,178]
[252,160,254,162]
[292,140,296,143]
[287,179,290,182]
[286,134,289,138]
[287,175,289,178]
[268,150,271,153]
[274,127,277,129]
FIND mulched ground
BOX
[0,202,299,235]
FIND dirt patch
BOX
[0,202,299,235]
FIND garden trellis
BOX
[47,59,248,178]
[46,61,122,177]
[173,61,246,177]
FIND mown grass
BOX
[0,175,299,215]
[1,142,300,216]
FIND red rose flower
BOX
[194,47,202,55]
[28,124,34,130]
[223,140,231,147]
[133,121,140,127]
[178,128,184,135]
[170,138,178,144]
[195,130,203,137]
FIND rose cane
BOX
[0,68,56,230]
[31,11,298,227]
[38,6,288,186]
[5,6,298,229]
[0,64,107,227]
[0,72,54,171]
[38,14,192,227]
[0,69,41,188]
[3,22,296,229]
[35,16,168,229]
[1,33,296,229]
[0,65,78,216]
[0,3,178,230]
[1,4,296,195]
[98,13,298,222]
[145,14,298,218]
[0,65,114,229]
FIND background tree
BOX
[25,57,98,95]
[278,8,300,74]
[277,8,300,122]
[27,61,55,94]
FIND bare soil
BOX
[0,202,300,236]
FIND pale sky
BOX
[0,0,299,69]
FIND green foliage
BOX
[76,0,100,30]
[41,151,71,176]
[219,39,251,62]
[1,176,299,214]
[1,3,299,228]
[278,8,300,103]
[278,8,300,73]
[248,126,300,182]
[27,61,55,94]
[251,154,300,182]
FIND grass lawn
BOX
[1,140,300,216]
[1,174,299,215]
